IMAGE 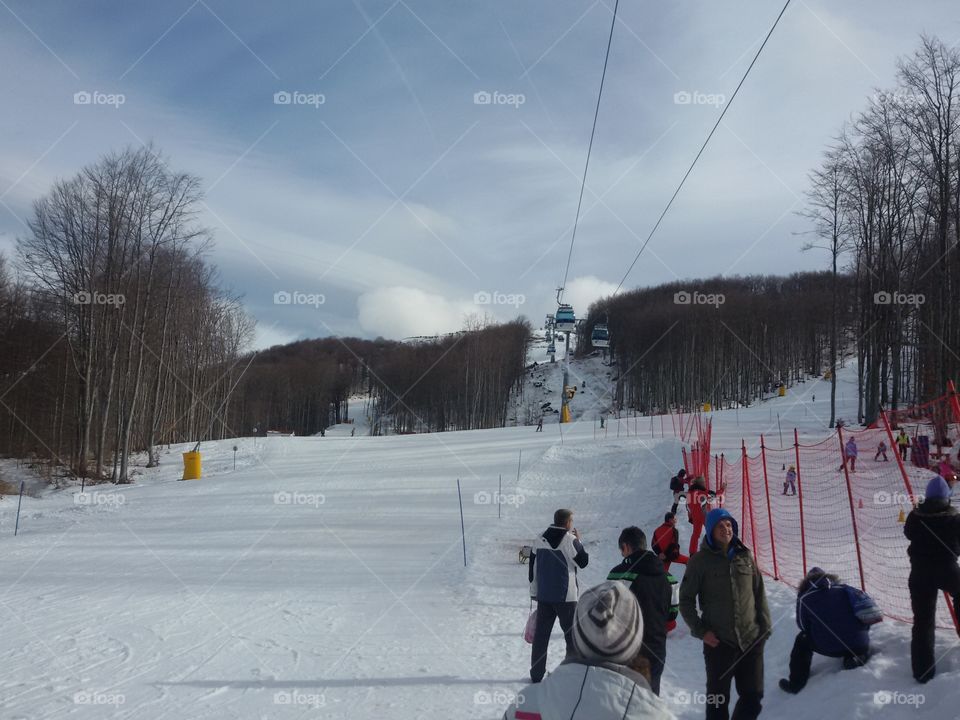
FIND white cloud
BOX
[563,275,619,315]
[357,286,479,339]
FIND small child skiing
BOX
[874,441,888,462]
[535,416,543,432]
[783,465,797,496]
[840,437,858,472]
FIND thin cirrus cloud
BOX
[0,0,953,346]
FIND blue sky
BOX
[0,0,956,347]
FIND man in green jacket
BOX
[680,508,771,720]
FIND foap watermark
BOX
[874,91,925,108]
[74,90,126,108]
[474,490,526,507]
[874,291,924,307]
[74,691,125,706]
[74,291,125,307]
[274,290,325,308]
[874,690,925,707]
[274,90,326,108]
[274,491,325,508]
[674,90,726,108]
[473,290,526,308]
[874,490,923,506]
[474,90,525,108]
[474,690,524,706]
[674,290,725,308]
[75,491,126,508]
[273,690,326,708]
[672,690,726,708]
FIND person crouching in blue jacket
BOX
[778,567,882,693]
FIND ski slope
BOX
[1,376,957,719]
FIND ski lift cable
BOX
[558,0,620,305]
[613,0,792,295]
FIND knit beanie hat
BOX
[572,581,643,665]
[925,475,951,501]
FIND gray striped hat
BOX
[572,581,644,665]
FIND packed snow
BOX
[0,359,957,719]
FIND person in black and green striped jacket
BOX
[607,526,672,695]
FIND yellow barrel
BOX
[702,403,712,412]
[778,385,786,397]
[182,451,202,480]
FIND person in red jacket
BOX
[652,512,689,571]
[686,477,712,557]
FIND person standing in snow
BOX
[528,509,589,683]
[904,475,960,683]
[686,476,712,556]
[874,441,888,462]
[536,416,543,432]
[669,469,688,515]
[840,437,858,472]
[778,567,880,694]
[896,429,910,461]
[503,582,675,720]
[607,527,671,695]
[680,508,771,720]
[652,512,688,571]
[783,465,797,496]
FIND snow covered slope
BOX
[0,385,956,718]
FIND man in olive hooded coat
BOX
[680,508,771,720]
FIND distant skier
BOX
[652,512,688,571]
[897,429,910,461]
[839,437,858,472]
[536,416,543,432]
[783,465,797,496]
[351,427,355,437]
[904,475,960,683]
[600,417,605,429]
[669,469,688,515]
[874,441,888,462]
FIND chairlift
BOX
[591,323,610,348]
[555,304,576,333]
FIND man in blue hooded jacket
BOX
[679,508,771,720]
[778,568,880,693]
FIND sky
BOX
[0,0,957,348]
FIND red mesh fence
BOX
[702,386,960,630]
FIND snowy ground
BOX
[1,360,958,718]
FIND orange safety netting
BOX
[704,385,960,631]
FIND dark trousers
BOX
[530,601,576,683]
[703,640,764,720]
[899,445,908,460]
[645,653,664,696]
[787,632,868,689]
[909,562,960,682]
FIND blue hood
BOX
[925,475,951,501]
[704,508,739,550]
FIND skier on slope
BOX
[904,475,960,683]
[839,437,858,473]
[896,429,910,461]
[652,512,688,571]
[874,440,888,462]
[783,465,797,496]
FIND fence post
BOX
[742,441,759,562]
[837,426,867,592]
[760,434,779,580]
[741,442,747,531]
[794,429,807,577]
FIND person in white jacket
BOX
[504,581,676,720]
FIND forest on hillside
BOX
[584,36,960,428]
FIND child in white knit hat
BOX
[503,581,676,719]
